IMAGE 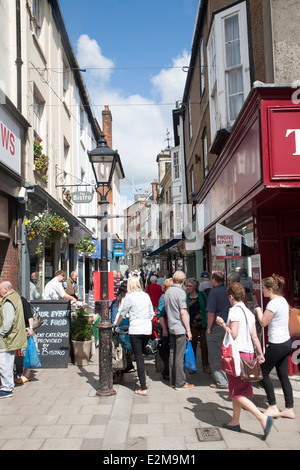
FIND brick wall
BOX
[0,238,18,288]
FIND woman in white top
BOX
[255,274,295,419]
[114,276,153,396]
[216,282,273,440]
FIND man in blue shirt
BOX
[206,272,231,389]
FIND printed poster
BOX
[216,223,242,259]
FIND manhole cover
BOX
[196,427,223,442]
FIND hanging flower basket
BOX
[75,237,96,256]
[34,139,49,181]
[26,210,70,243]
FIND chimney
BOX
[102,105,112,148]
[151,179,159,201]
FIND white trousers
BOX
[0,350,16,392]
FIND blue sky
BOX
[59,0,199,202]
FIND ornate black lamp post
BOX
[88,132,119,396]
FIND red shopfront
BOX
[195,85,300,375]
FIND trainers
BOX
[175,383,195,390]
[0,390,13,399]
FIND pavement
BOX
[0,344,300,453]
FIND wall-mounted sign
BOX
[71,190,94,203]
[0,107,21,175]
[113,243,124,257]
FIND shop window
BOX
[0,196,9,238]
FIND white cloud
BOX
[75,34,190,202]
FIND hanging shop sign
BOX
[216,223,242,259]
[113,243,124,257]
[71,190,94,203]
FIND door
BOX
[287,237,300,308]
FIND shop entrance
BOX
[287,237,300,308]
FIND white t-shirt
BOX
[266,296,290,344]
[43,277,66,300]
[227,302,255,353]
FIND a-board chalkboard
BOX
[31,300,71,368]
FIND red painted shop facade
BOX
[195,86,300,375]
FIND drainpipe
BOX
[16,0,23,112]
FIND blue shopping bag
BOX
[184,340,197,371]
[23,336,41,369]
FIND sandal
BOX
[134,389,147,396]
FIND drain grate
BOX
[196,427,223,442]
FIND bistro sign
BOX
[71,190,94,203]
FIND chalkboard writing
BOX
[31,300,71,368]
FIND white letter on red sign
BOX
[286,129,300,156]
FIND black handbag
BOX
[238,306,263,383]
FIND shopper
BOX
[216,282,273,440]
[255,274,295,419]
[164,270,194,390]
[186,278,210,374]
[114,276,153,395]
[157,278,173,380]
[206,272,231,389]
[146,275,163,310]
[0,281,27,398]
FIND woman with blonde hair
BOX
[114,275,154,396]
[255,274,295,419]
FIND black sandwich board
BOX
[31,300,71,368]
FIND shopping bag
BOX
[184,340,197,371]
[221,330,241,377]
[112,335,127,371]
[289,306,300,337]
[23,336,41,369]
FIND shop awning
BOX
[148,237,183,257]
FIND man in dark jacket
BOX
[206,272,231,389]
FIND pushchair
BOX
[112,324,135,378]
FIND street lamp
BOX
[88,132,119,396]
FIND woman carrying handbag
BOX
[255,274,295,419]
[216,282,273,440]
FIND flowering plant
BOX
[75,237,96,256]
[34,139,49,181]
[26,210,70,242]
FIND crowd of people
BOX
[0,265,296,441]
[110,266,296,441]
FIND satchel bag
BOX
[221,330,241,377]
[289,306,300,337]
[240,355,263,382]
[112,335,127,371]
[184,340,197,371]
[238,306,263,383]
